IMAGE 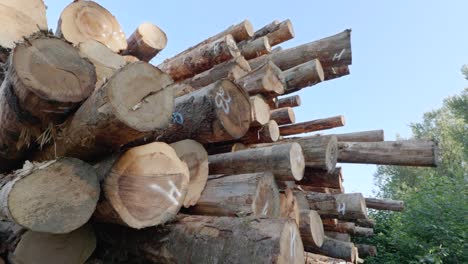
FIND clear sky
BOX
[46,0,467,196]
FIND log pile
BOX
[0,1,438,263]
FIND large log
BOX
[282,59,325,94]
[357,244,377,257]
[307,236,357,263]
[306,192,368,220]
[249,95,271,126]
[270,107,296,125]
[239,36,271,60]
[338,140,439,167]
[93,142,190,229]
[299,167,343,189]
[123,22,167,62]
[323,65,350,81]
[208,142,305,181]
[365,197,404,211]
[237,61,285,97]
[304,252,352,264]
[93,215,305,264]
[279,115,346,136]
[170,140,208,208]
[249,29,352,70]
[56,0,127,52]
[319,129,384,142]
[189,172,280,217]
[277,95,301,108]
[0,35,96,171]
[33,62,174,161]
[0,158,99,234]
[240,120,280,144]
[159,34,240,81]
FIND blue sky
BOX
[46,1,467,196]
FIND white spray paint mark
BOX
[332,48,346,62]
[290,225,296,258]
[261,201,269,216]
[215,88,232,114]
[332,67,337,74]
[337,202,346,215]
[149,180,181,206]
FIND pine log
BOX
[93,215,305,264]
[304,252,352,264]
[56,0,127,52]
[249,95,271,126]
[77,39,126,89]
[262,19,295,46]
[239,36,271,60]
[338,140,439,167]
[159,34,240,81]
[208,142,305,181]
[365,197,404,211]
[123,23,167,62]
[178,56,251,92]
[190,172,280,217]
[252,20,280,38]
[299,167,343,189]
[237,61,285,97]
[324,222,355,234]
[0,158,99,234]
[300,185,343,194]
[270,107,296,125]
[249,29,352,70]
[240,120,280,144]
[325,231,351,242]
[306,192,368,220]
[307,236,357,263]
[277,95,301,108]
[170,140,208,208]
[33,62,174,161]
[299,210,325,249]
[357,244,377,257]
[320,129,384,142]
[282,59,325,94]
[279,115,346,136]
[354,218,375,228]
[93,142,190,229]
[354,226,374,237]
[323,65,350,81]
[279,189,300,225]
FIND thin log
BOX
[93,142,190,229]
[299,167,343,189]
[365,197,404,211]
[357,244,377,257]
[325,231,351,242]
[322,218,339,228]
[338,140,439,167]
[323,65,350,81]
[56,1,127,52]
[239,36,271,60]
[306,192,368,220]
[324,222,356,234]
[304,252,352,264]
[262,19,295,46]
[170,140,208,208]
[123,22,167,62]
[307,236,357,263]
[279,115,346,136]
[317,129,384,142]
[249,29,352,70]
[208,142,305,181]
[282,59,325,94]
[249,95,271,126]
[0,158,99,234]
[189,172,280,217]
[277,95,301,108]
[270,107,296,125]
[237,61,285,97]
[33,62,174,162]
[159,34,240,81]
[299,210,325,249]
[354,226,374,237]
[240,120,280,144]
[93,215,305,264]
[300,185,343,194]
[354,218,375,228]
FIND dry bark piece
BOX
[270,107,296,125]
[56,0,127,52]
[0,158,99,234]
[365,197,404,211]
[123,22,167,62]
[279,115,346,136]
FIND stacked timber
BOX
[0,1,439,263]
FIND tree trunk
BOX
[170,140,208,208]
[123,23,167,62]
[365,197,404,211]
[0,35,96,172]
[33,62,174,162]
[240,120,280,144]
[208,142,305,181]
[277,95,301,108]
[282,59,325,94]
[93,142,190,229]
[189,172,280,218]
[323,129,384,142]
[158,34,240,81]
[270,107,296,125]
[325,231,351,242]
[338,140,439,167]
[307,236,357,263]
[237,61,285,97]
[56,0,127,52]
[306,192,368,220]
[239,36,271,60]
[93,215,305,264]
[304,252,352,264]
[279,115,346,136]
[356,244,377,257]
[0,158,99,234]
[249,29,352,70]
[249,95,271,126]
[323,65,350,81]
[299,167,343,189]
[299,210,325,249]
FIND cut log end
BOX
[125,22,167,62]
[278,219,306,264]
[300,210,325,248]
[250,95,271,126]
[270,107,296,126]
[252,173,280,217]
[290,143,306,181]
[237,20,254,41]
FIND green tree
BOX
[357,88,467,263]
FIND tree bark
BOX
[158,34,240,81]
[33,62,174,162]
[304,252,352,264]
[208,142,305,181]
[277,95,301,108]
[322,129,384,142]
[249,29,352,70]
[237,61,285,97]
[261,19,295,46]
[123,23,167,62]
[270,107,296,125]
[170,140,208,208]
[306,192,368,220]
[307,236,357,263]
[299,167,343,189]
[323,65,350,81]
[279,189,300,225]
[240,120,280,144]
[56,0,127,52]
[338,140,439,167]
[279,115,346,136]
[325,231,351,242]
[93,215,305,264]
[249,95,271,126]
[300,185,343,194]
[189,172,280,218]
[356,244,377,257]
[0,158,99,234]
[239,36,271,60]
[93,142,190,229]
[282,59,325,94]
[354,226,374,237]
[324,222,355,234]
[365,197,404,211]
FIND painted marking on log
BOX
[337,202,346,215]
[332,67,337,74]
[332,49,346,61]
[215,88,232,114]
[261,201,269,216]
[172,112,184,124]
[149,180,182,206]
[290,225,296,258]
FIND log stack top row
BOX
[0,1,438,263]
